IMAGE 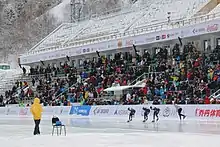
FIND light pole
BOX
[70,0,86,23]
[70,0,74,23]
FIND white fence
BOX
[0,105,220,121]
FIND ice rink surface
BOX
[0,116,219,147]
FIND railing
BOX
[28,23,65,52]
[210,89,220,99]
[129,71,166,86]
[129,72,147,86]
[23,10,220,57]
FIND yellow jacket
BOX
[84,91,89,99]
[30,98,43,120]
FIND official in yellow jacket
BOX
[30,98,43,135]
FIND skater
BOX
[174,104,186,120]
[142,107,150,122]
[30,98,43,135]
[127,108,136,122]
[150,106,160,122]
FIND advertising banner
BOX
[0,105,220,121]
[5,107,19,115]
[59,106,71,115]
[90,106,114,116]
[42,106,55,115]
[69,105,91,116]
[113,105,143,117]
[193,105,220,119]
[195,108,220,117]
[53,106,63,115]
[0,107,6,115]
[19,107,29,116]
[51,106,71,115]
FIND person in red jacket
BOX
[204,96,210,104]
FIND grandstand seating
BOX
[14,41,220,105]
[70,0,210,41]
[25,0,212,55]
[209,4,220,14]
[29,22,88,53]
[130,0,209,29]
[2,42,220,106]
[0,71,23,96]
[73,11,144,41]
[6,0,220,106]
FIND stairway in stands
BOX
[210,89,220,99]
[194,0,220,16]
[0,73,23,96]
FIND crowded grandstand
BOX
[0,0,220,107]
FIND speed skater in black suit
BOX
[150,106,160,122]
[142,107,150,122]
[127,108,136,122]
[174,104,186,120]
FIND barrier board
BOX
[0,105,220,121]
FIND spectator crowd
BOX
[0,42,220,107]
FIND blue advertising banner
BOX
[69,105,91,116]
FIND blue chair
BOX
[52,117,66,136]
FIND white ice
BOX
[0,116,219,147]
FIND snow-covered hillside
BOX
[1,0,137,65]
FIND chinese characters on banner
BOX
[195,108,220,117]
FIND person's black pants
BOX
[153,111,159,120]
[129,113,134,121]
[34,119,41,135]
[144,112,149,120]
[178,108,185,120]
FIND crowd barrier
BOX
[0,106,71,116]
[0,105,220,120]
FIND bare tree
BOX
[0,0,131,63]
[0,0,61,62]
